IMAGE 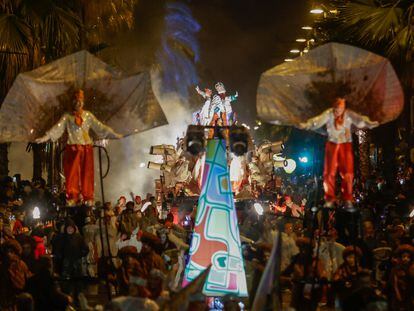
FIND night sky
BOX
[104,0,310,124]
[191,0,310,123]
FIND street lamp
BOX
[290,49,301,54]
[296,38,307,42]
[310,7,324,14]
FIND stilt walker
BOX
[35,90,122,206]
[299,97,379,208]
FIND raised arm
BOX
[347,110,379,129]
[35,114,68,143]
[195,86,207,99]
[89,113,123,139]
[227,91,238,102]
[299,109,331,131]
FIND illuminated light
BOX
[302,26,313,30]
[290,49,301,54]
[30,129,34,134]
[303,48,309,53]
[139,162,146,168]
[296,38,307,42]
[254,203,264,216]
[299,156,309,163]
[241,123,250,130]
[309,39,315,43]
[254,126,259,130]
[410,209,414,218]
[329,9,338,14]
[284,159,297,174]
[257,121,262,125]
[310,8,324,14]
[33,206,40,219]
[284,58,295,62]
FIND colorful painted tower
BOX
[183,139,248,297]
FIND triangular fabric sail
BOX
[183,139,248,297]
[0,50,167,143]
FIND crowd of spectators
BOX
[0,161,413,310]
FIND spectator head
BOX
[38,255,53,273]
[327,228,338,241]
[118,196,126,205]
[126,201,135,211]
[395,244,414,265]
[363,220,375,237]
[284,222,293,235]
[342,246,362,267]
[134,196,142,205]
[157,228,168,244]
[166,212,174,223]
[148,269,166,295]
[64,218,76,235]
[295,237,311,254]
[2,239,22,260]
[18,236,35,258]
[118,246,138,261]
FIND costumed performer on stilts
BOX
[299,97,379,208]
[35,89,123,206]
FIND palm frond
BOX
[42,4,81,59]
[83,0,136,46]
[387,25,414,58]
[0,0,21,14]
[0,14,31,54]
[339,2,403,46]
[0,13,32,95]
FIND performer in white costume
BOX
[35,90,122,206]
[215,82,238,125]
[299,98,378,207]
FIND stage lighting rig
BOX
[184,125,252,156]
[149,144,176,155]
[185,125,205,156]
[229,125,249,156]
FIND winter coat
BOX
[26,268,70,311]
[0,257,32,309]
[33,235,46,260]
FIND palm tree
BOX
[0,0,80,180]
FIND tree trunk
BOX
[0,143,9,178]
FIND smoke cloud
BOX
[99,72,193,202]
